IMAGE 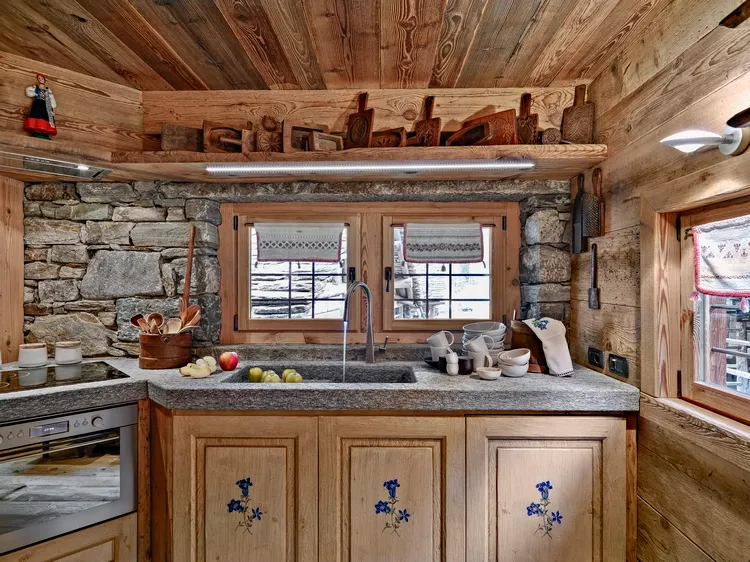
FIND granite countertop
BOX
[0,346,639,423]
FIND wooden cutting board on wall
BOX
[462,109,518,145]
[562,85,594,143]
[516,93,538,144]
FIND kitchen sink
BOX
[223,362,417,383]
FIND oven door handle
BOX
[0,435,120,464]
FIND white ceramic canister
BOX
[18,343,48,368]
[55,341,82,365]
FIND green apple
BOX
[286,372,303,383]
[248,367,263,382]
[282,368,297,381]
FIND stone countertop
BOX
[0,356,639,423]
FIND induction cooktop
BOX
[0,362,129,394]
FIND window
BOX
[221,203,520,343]
[680,202,750,422]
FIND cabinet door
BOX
[171,415,318,562]
[467,417,626,562]
[0,514,136,562]
[320,416,465,562]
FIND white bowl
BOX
[498,361,528,377]
[497,348,531,366]
[463,321,506,332]
[476,367,502,380]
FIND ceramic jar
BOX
[18,343,47,368]
[55,341,82,365]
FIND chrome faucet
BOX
[343,281,375,363]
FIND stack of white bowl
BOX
[462,321,506,355]
[496,348,530,377]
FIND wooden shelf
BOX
[0,131,606,183]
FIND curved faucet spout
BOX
[343,281,375,363]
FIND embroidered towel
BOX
[403,223,483,263]
[254,223,344,262]
[693,214,750,296]
[522,317,573,377]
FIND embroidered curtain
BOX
[254,223,344,262]
[402,223,483,264]
[693,214,750,297]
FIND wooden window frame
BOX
[219,202,520,345]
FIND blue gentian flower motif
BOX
[227,499,242,513]
[251,508,263,520]
[236,478,253,496]
[384,479,400,498]
[533,319,549,330]
[398,509,410,522]
[375,500,389,514]
[377,478,410,534]
[527,480,562,538]
[551,511,563,524]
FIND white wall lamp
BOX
[660,126,750,155]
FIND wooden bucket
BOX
[138,332,193,370]
[510,320,548,373]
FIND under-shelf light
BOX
[205,158,535,176]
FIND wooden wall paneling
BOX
[150,404,173,562]
[19,0,172,91]
[639,199,679,397]
[76,0,208,90]
[380,0,445,88]
[428,0,488,88]
[625,415,637,562]
[0,176,23,364]
[570,226,640,306]
[636,498,713,562]
[0,52,148,152]
[137,399,151,562]
[360,211,383,334]
[589,0,745,117]
[301,0,380,89]
[142,87,575,134]
[127,0,267,90]
[568,300,640,384]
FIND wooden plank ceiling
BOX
[0,0,670,90]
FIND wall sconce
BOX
[660,126,750,155]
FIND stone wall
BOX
[22,180,570,356]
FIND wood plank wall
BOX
[0,175,23,363]
[0,51,151,151]
[567,2,750,559]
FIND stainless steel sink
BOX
[223,362,416,383]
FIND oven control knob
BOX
[92,416,104,428]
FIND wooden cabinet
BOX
[319,416,466,562]
[0,514,136,562]
[169,415,318,562]
[466,417,627,562]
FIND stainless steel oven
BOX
[0,403,137,555]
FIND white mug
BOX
[466,334,493,353]
[427,330,455,348]
[445,351,458,364]
[430,346,451,361]
[469,351,493,369]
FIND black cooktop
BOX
[0,362,129,394]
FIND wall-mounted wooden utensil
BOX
[282,122,330,153]
[445,122,492,146]
[588,243,600,310]
[309,131,344,151]
[256,115,282,153]
[516,93,538,144]
[562,84,594,144]
[371,127,407,147]
[203,121,248,153]
[413,96,441,146]
[462,109,518,145]
[345,93,375,149]
[540,127,562,144]
[180,225,196,322]
[161,124,202,151]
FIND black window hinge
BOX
[502,216,507,231]
[233,314,238,331]
[675,214,681,242]
[348,267,356,282]
[233,216,239,230]
[677,369,682,397]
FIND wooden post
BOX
[0,175,23,363]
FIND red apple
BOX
[218,351,239,371]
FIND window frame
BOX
[679,199,750,424]
[219,202,520,345]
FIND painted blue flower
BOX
[375,500,390,514]
[535,481,552,493]
[533,319,549,330]
[250,507,263,520]
[227,499,242,513]
[384,479,400,498]
[236,478,253,496]
[398,509,410,522]
[526,502,541,516]
[551,511,563,524]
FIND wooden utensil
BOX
[309,131,344,152]
[445,122,492,146]
[180,225,197,321]
[562,84,594,143]
[137,318,151,334]
[145,313,164,335]
[345,93,374,149]
[203,121,246,153]
[413,96,441,147]
[588,243,600,310]
[461,109,518,145]
[256,115,282,153]
[161,124,202,152]
[130,314,144,329]
[540,127,562,144]
[162,318,182,335]
[282,122,330,153]
[371,127,407,147]
[179,306,201,332]
[516,93,538,144]
[572,174,586,254]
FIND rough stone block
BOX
[169,256,220,295]
[55,204,111,221]
[98,311,117,328]
[524,209,565,245]
[29,312,114,356]
[51,245,88,264]
[24,303,53,315]
[25,183,76,201]
[520,245,571,284]
[130,222,219,248]
[24,247,50,262]
[38,279,79,302]
[80,251,164,299]
[64,300,116,313]
[77,182,138,203]
[112,206,166,222]
[185,199,222,225]
[521,284,571,303]
[59,265,86,279]
[81,221,134,244]
[24,261,59,280]
[24,286,35,303]
[24,218,81,245]
[166,207,185,221]
[24,202,41,217]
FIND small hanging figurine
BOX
[23,74,57,139]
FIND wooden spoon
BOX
[179,306,201,332]
[162,318,182,335]
[145,313,164,334]
[137,318,151,334]
[130,314,144,329]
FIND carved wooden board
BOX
[345,93,375,149]
[516,93,539,144]
[562,85,594,144]
[463,109,518,145]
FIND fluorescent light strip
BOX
[205,158,535,175]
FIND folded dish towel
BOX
[254,223,344,262]
[403,223,483,263]
[522,317,573,377]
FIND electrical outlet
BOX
[608,354,629,378]
[588,347,604,369]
